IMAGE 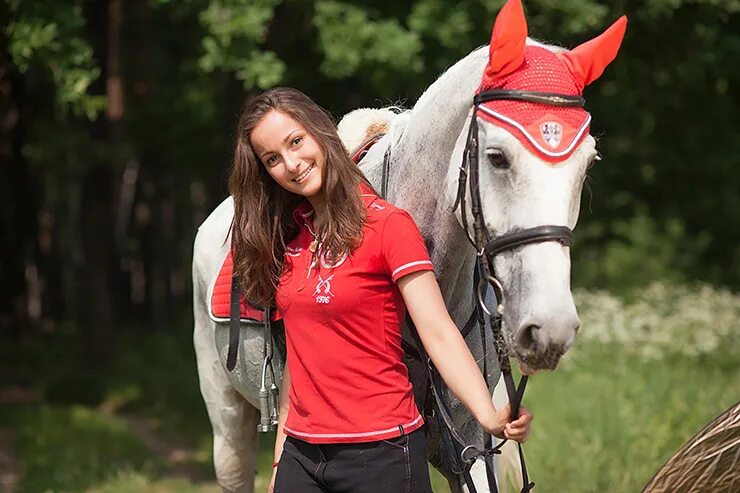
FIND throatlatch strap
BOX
[226,274,241,371]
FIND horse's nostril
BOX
[516,324,540,351]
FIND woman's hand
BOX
[267,466,278,493]
[482,403,533,443]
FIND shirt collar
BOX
[290,183,379,224]
[359,182,380,208]
[291,200,314,225]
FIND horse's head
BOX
[447,0,627,373]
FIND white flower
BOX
[574,282,739,360]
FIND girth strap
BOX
[227,274,241,371]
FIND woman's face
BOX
[251,110,324,198]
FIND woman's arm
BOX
[268,360,291,492]
[397,270,532,442]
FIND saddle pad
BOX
[210,251,278,323]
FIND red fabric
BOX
[486,0,527,80]
[478,45,591,162]
[478,0,627,162]
[559,16,628,91]
[276,186,433,444]
[211,252,272,322]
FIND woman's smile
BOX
[293,163,315,184]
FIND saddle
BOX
[209,251,279,323]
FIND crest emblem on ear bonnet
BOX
[477,0,627,161]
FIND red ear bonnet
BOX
[486,0,528,80]
[477,0,628,162]
[559,16,628,91]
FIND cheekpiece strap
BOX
[474,90,586,108]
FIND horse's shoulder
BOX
[364,196,412,226]
[193,196,233,281]
[195,196,233,240]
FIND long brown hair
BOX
[229,87,375,307]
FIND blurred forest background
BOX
[1,0,738,492]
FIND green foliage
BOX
[197,0,286,89]
[573,212,711,292]
[313,1,423,79]
[498,0,611,36]
[7,0,105,118]
[408,0,474,50]
[6,0,740,351]
[578,1,740,288]
[103,330,212,443]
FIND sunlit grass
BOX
[3,284,738,492]
[522,341,738,492]
[82,472,220,493]
[11,405,155,493]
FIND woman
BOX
[229,87,533,493]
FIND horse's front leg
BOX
[212,401,259,493]
[195,317,259,492]
[446,454,497,493]
[194,272,259,492]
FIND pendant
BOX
[309,240,318,253]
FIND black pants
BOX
[274,428,433,493]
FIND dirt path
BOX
[0,428,19,493]
[118,414,213,482]
[0,384,40,493]
[0,383,218,491]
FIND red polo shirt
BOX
[276,188,434,444]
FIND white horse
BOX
[192,1,626,491]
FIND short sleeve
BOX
[381,210,434,282]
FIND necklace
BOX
[305,221,321,253]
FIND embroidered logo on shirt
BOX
[369,203,385,211]
[285,246,303,257]
[313,275,335,304]
[320,250,348,269]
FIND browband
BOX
[474,90,586,108]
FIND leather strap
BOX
[485,225,573,258]
[474,90,585,108]
[227,274,241,371]
[381,146,392,199]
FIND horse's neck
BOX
[388,47,486,218]
[429,207,478,324]
[389,47,487,323]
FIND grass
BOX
[1,285,737,492]
[4,405,155,493]
[521,342,738,492]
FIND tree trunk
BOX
[0,22,34,339]
[77,0,125,366]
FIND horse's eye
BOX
[487,150,510,170]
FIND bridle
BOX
[400,89,585,493]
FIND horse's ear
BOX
[486,0,528,80]
[559,16,628,90]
